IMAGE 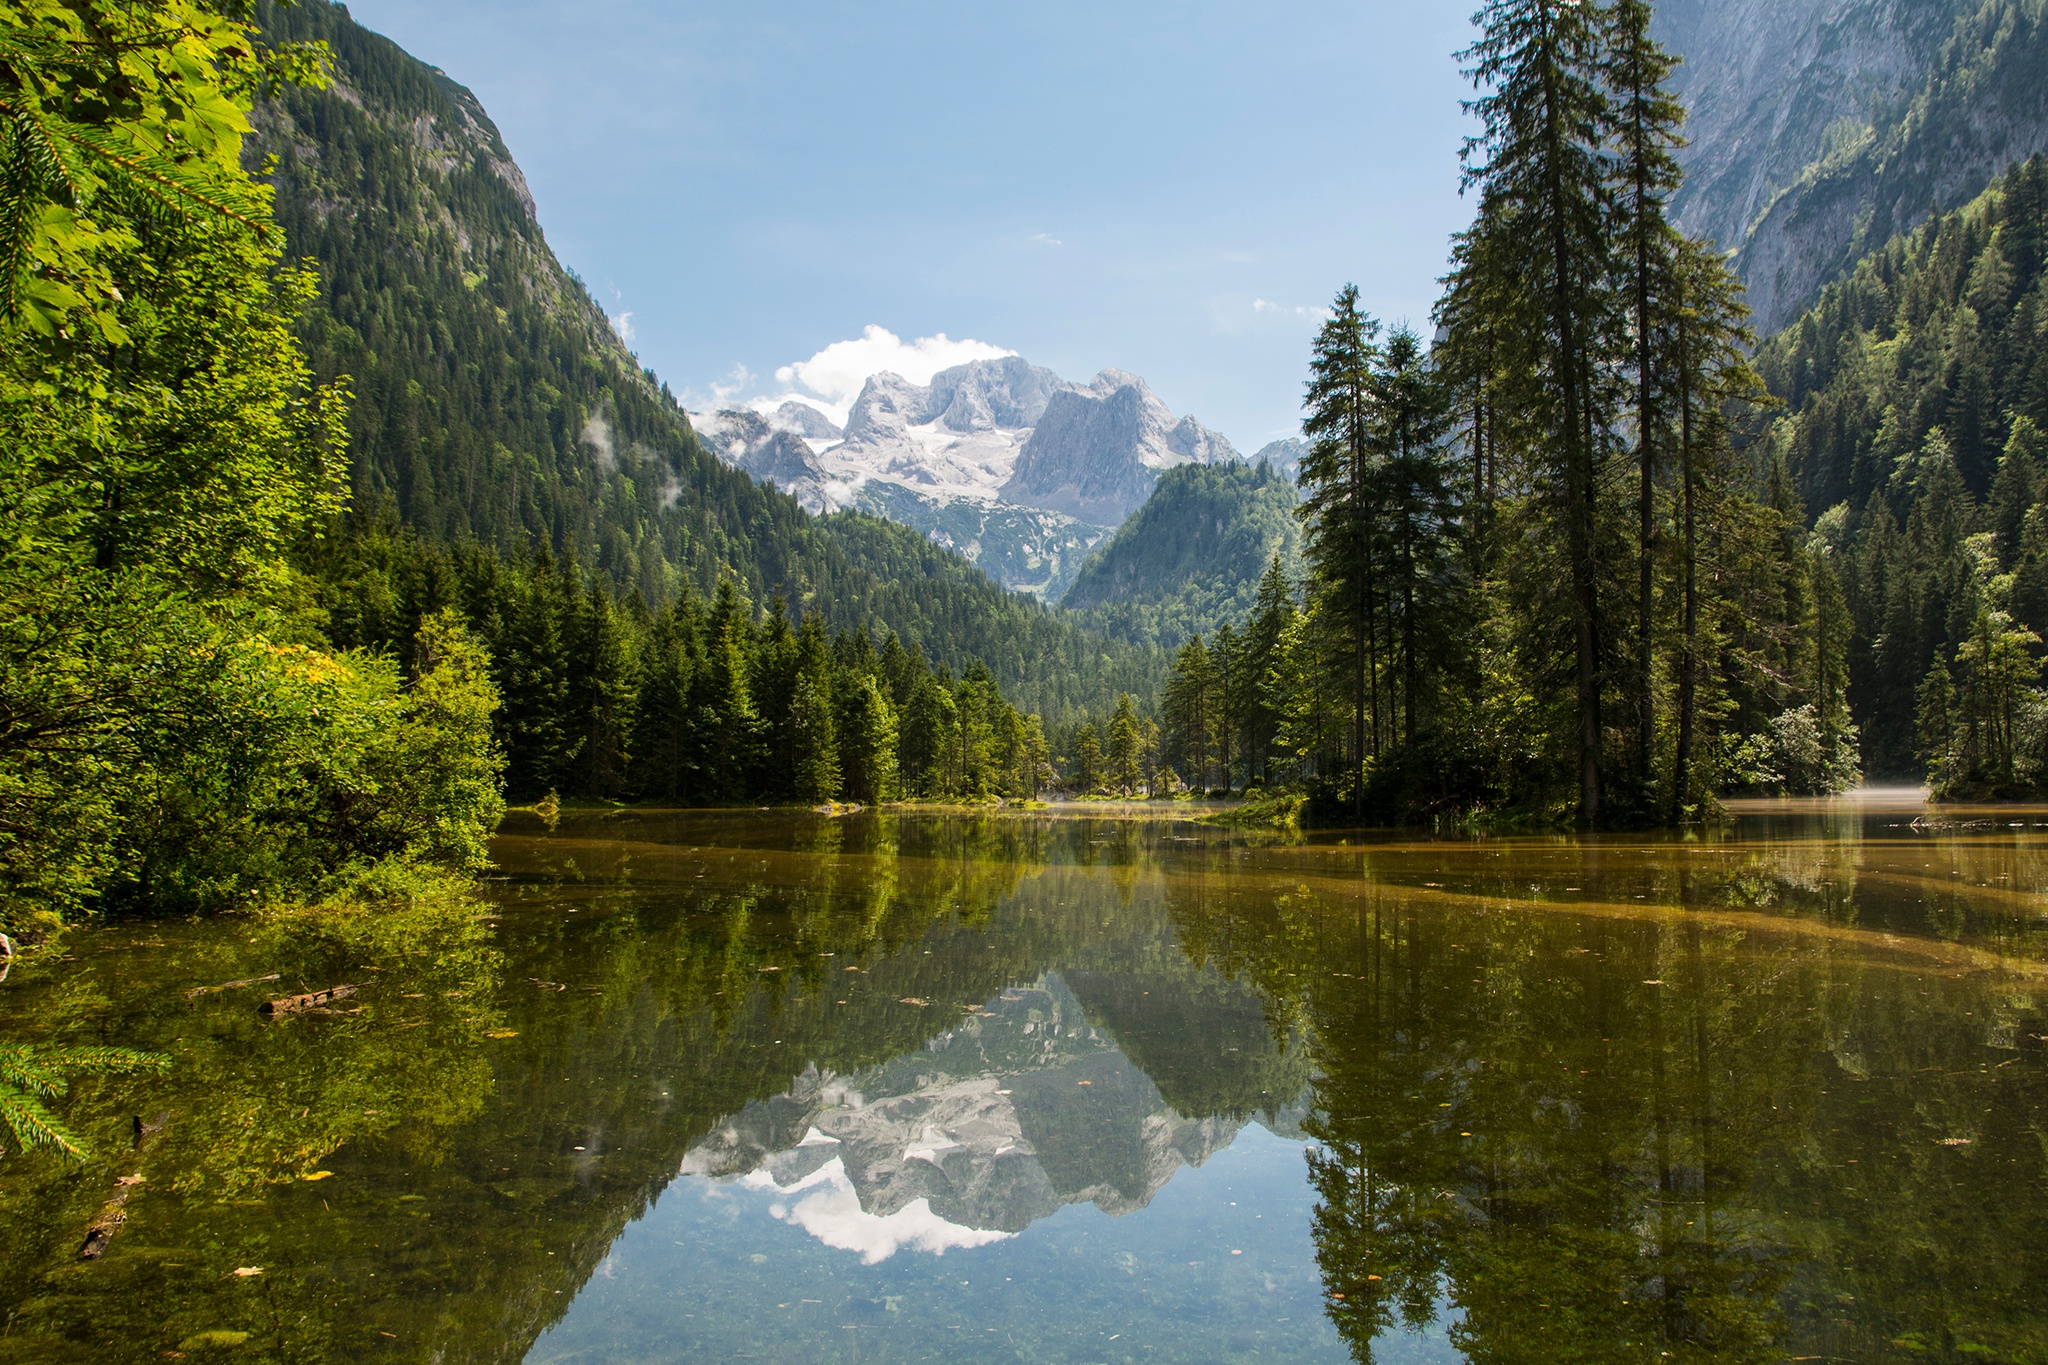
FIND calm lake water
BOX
[2,799,2047,1362]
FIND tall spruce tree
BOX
[1454,0,1617,822]
[1603,0,1686,803]
[1372,327,1457,747]
[1163,635,1218,791]
[1300,285,1384,813]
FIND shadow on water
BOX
[0,800,2042,1361]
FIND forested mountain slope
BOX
[1061,461,1302,651]
[248,0,1154,720]
[1661,0,2048,332]
[1763,156,2048,780]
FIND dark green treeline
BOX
[319,527,1054,804]
[1764,156,2048,796]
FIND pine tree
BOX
[754,596,801,799]
[1454,0,1617,822]
[1671,237,1764,812]
[630,599,698,802]
[1107,694,1143,795]
[1917,658,1959,790]
[1210,623,1242,792]
[1072,723,1104,794]
[695,580,763,801]
[1241,559,1297,788]
[838,673,899,803]
[572,582,637,799]
[790,615,840,803]
[502,551,582,796]
[1162,635,1218,790]
[901,670,956,797]
[1603,0,1686,801]
[1300,285,1383,811]
[1372,327,1457,747]
[1022,716,1052,799]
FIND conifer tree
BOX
[631,600,698,802]
[1163,635,1218,790]
[1603,0,1686,800]
[838,674,899,803]
[502,552,582,795]
[1300,285,1384,810]
[573,583,637,799]
[1108,695,1143,795]
[790,615,840,803]
[1210,623,1242,792]
[1022,716,1052,799]
[1073,723,1104,794]
[1372,327,1457,746]
[1454,0,1617,821]
[695,580,762,801]
[1241,559,1298,787]
[1670,237,1766,810]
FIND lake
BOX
[2,798,2045,1362]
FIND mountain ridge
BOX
[247,0,1160,719]
[1662,0,2048,331]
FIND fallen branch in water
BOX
[185,973,281,1002]
[80,1115,170,1260]
[259,985,357,1018]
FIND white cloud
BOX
[1253,298,1279,313]
[774,325,1013,415]
[1029,232,1064,247]
[609,310,635,344]
[739,1157,1011,1264]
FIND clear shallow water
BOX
[1,800,2046,1362]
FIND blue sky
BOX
[340,0,1480,449]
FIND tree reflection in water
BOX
[0,808,2040,1363]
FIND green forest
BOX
[1149,3,2048,821]
[1156,0,1859,824]
[1763,156,2048,795]
[1062,459,1302,650]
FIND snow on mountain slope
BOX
[694,356,1239,599]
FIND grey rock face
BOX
[695,409,834,512]
[925,356,1069,431]
[841,372,929,446]
[770,400,842,440]
[1660,0,2048,332]
[1660,0,1962,255]
[1251,438,1307,481]
[1004,371,1239,524]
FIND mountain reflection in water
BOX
[0,802,2043,1363]
[682,972,1297,1253]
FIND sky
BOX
[340,0,1481,450]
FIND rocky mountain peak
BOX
[1004,371,1239,525]
[769,400,842,440]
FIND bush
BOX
[0,598,504,936]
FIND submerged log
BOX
[185,973,281,1002]
[259,984,356,1018]
[78,1201,127,1259]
